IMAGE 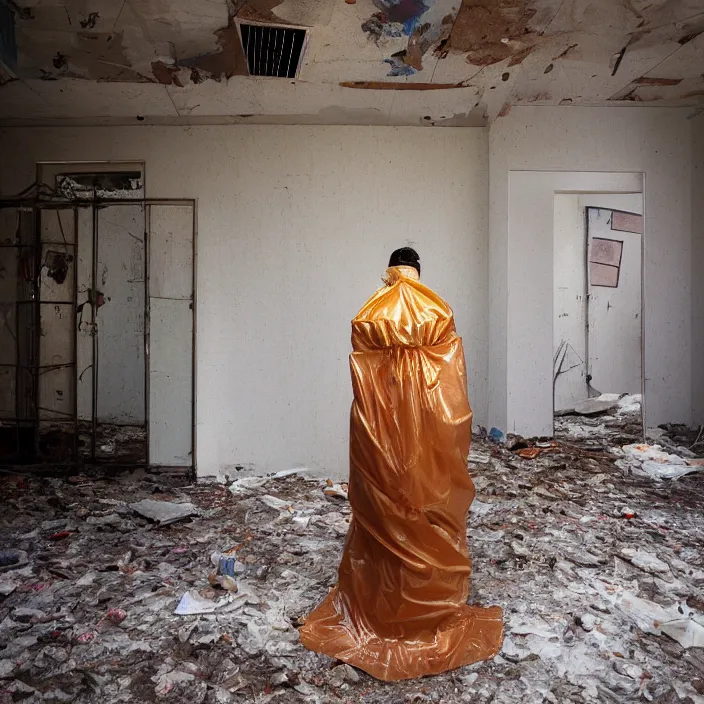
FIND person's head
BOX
[388,247,420,275]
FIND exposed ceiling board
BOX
[1,0,703,125]
[387,85,485,124]
[606,34,704,103]
[259,0,336,27]
[0,79,180,119]
[128,0,228,57]
[544,0,644,37]
[166,75,398,118]
[639,31,704,80]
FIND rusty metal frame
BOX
[0,202,81,465]
[0,194,196,474]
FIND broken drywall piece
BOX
[572,397,620,415]
[259,494,293,511]
[229,476,268,494]
[129,499,197,525]
[620,548,671,575]
[660,616,704,649]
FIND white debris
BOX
[616,443,704,481]
[613,660,644,680]
[129,499,198,525]
[573,397,620,415]
[0,658,17,678]
[562,422,607,438]
[229,476,268,494]
[259,495,293,511]
[323,483,348,500]
[617,394,642,416]
[577,613,596,631]
[174,590,234,616]
[660,616,704,649]
[0,577,19,597]
[620,548,671,575]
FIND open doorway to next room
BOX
[553,192,644,441]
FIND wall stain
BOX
[44,251,73,285]
[553,43,578,61]
[52,52,67,70]
[79,12,100,29]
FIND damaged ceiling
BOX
[0,0,703,126]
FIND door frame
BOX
[0,197,197,473]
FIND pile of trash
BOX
[616,444,704,481]
[1,419,703,703]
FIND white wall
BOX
[0,125,489,478]
[148,204,194,467]
[95,205,146,425]
[585,204,642,397]
[553,194,586,412]
[693,114,704,426]
[489,107,693,435]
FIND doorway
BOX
[0,186,196,470]
[553,193,644,440]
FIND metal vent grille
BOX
[240,24,306,78]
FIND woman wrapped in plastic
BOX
[300,248,503,681]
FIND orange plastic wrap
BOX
[299,266,503,681]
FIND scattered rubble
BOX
[1,409,703,703]
[129,499,199,526]
[616,444,704,481]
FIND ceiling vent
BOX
[240,23,307,78]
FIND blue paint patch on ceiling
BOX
[361,0,460,77]
[384,56,416,76]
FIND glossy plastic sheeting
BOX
[299,266,503,681]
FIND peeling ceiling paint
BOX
[0,0,702,125]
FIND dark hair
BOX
[388,247,420,274]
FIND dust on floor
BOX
[1,419,704,704]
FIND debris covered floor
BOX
[2,417,704,704]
